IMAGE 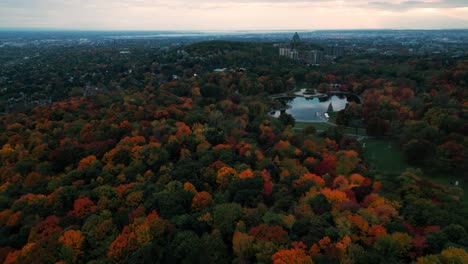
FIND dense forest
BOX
[0,40,467,263]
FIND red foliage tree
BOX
[69,197,97,217]
[248,224,288,243]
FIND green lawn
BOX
[362,139,407,175]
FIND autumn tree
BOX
[272,248,313,264]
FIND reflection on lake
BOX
[272,95,351,122]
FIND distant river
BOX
[272,95,351,122]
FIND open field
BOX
[361,139,407,175]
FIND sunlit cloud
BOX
[0,0,466,30]
[368,0,467,11]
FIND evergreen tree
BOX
[327,103,334,113]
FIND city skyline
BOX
[0,0,467,31]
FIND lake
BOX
[271,95,352,122]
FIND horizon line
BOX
[1,27,468,32]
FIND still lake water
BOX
[272,95,350,122]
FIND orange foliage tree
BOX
[59,230,84,251]
[192,191,213,211]
[272,248,314,264]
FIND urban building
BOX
[279,48,299,60]
[278,33,345,64]
[325,45,345,57]
[304,50,324,64]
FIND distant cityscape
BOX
[277,33,345,65]
[0,29,467,112]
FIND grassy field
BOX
[361,139,407,175]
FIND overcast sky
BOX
[0,0,467,30]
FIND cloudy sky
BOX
[0,0,467,30]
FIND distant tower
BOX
[292,32,301,43]
[292,32,301,49]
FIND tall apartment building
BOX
[279,48,299,60]
[279,48,291,57]
[278,33,332,64]
[304,50,324,64]
[325,45,345,57]
[290,50,299,60]
[280,48,323,64]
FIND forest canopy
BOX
[0,39,467,264]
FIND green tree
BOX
[213,203,243,236]
[166,231,201,264]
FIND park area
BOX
[361,138,467,205]
[294,122,467,205]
